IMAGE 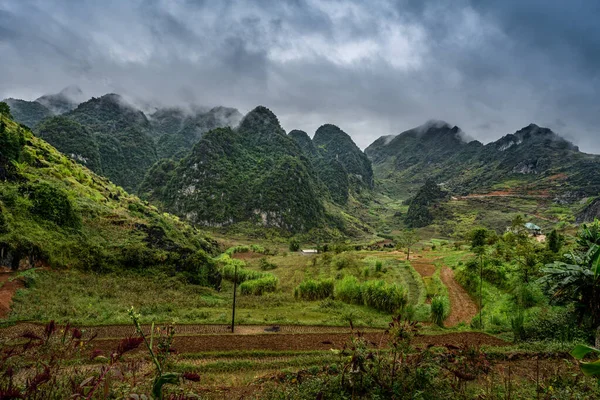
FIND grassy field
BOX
[8,249,437,327]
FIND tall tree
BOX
[397,229,419,260]
[547,229,563,253]
[470,228,488,329]
[0,102,12,120]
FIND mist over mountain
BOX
[2,89,242,193]
[367,121,600,200]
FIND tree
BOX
[540,220,600,330]
[547,229,563,253]
[470,228,488,329]
[0,102,11,120]
[396,229,419,260]
[289,238,300,252]
[470,228,488,250]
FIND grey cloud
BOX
[0,0,599,153]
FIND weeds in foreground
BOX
[0,309,201,399]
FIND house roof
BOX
[525,222,541,230]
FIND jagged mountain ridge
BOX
[288,125,374,205]
[366,121,600,200]
[140,106,328,232]
[3,90,241,193]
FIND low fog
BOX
[1,0,599,152]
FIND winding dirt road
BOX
[0,273,22,319]
[440,267,478,327]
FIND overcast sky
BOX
[1,0,599,152]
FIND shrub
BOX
[375,260,383,272]
[289,239,300,252]
[430,295,449,327]
[362,280,407,313]
[335,276,363,305]
[182,250,221,288]
[225,245,250,256]
[221,264,267,283]
[510,311,525,342]
[512,282,546,308]
[524,306,590,342]
[0,203,8,233]
[332,253,359,270]
[239,276,278,295]
[295,279,334,300]
[259,258,277,270]
[23,182,81,228]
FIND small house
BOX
[300,249,318,255]
[524,222,542,236]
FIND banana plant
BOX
[572,344,600,382]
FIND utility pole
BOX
[231,264,238,333]
[479,252,483,329]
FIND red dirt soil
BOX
[411,260,437,277]
[231,252,264,260]
[440,267,478,327]
[0,273,22,319]
[80,331,508,354]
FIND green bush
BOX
[524,306,590,342]
[22,182,81,228]
[225,245,250,256]
[289,238,300,252]
[182,250,222,287]
[510,311,525,342]
[221,264,267,283]
[295,279,334,300]
[430,295,449,327]
[0,122,25,161]
[332,253,359,270]
[259,258,277,270]
[0,203,9,233]
[375,260,383,272]
[239,275,278,295]
[335,276,363,305]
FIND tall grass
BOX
[362,280,407,313]
[221,264,268,283]
[430,295,449,327]
[239,276,278,296]
[295,279,334,300]
[335,276,362,305]
[336,277,407,313]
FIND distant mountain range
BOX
[4,87,600,231]
[366,120,600,202]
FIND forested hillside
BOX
[0,104,220,286]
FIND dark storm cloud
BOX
[0,0,599,152]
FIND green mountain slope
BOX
[3,98,53,128]
[288,125,374,205]
[313,124,374,190]
[0,108,220,287]
[141,106,327,233]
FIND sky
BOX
[1,0,599,152]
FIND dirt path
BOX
[0,273,22,319]
[440,267,478,327]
